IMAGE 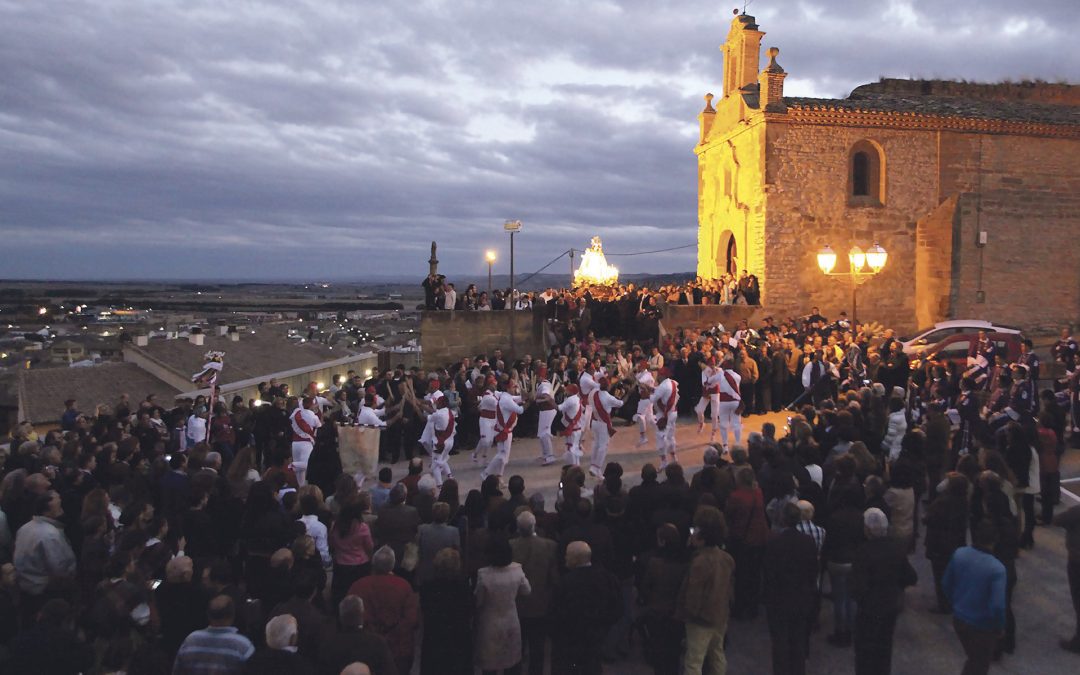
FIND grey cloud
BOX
[0,0,1076,280]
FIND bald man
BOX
[550,541,622,674]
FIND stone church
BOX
[696,12,1080,332]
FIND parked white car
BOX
[900,320,1021,356]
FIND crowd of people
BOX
[2,310,1080,675]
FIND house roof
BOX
[128,326,350,386]
[784,92,1080,127]
[17,362,181,424]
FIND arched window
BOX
[849,140,885,206]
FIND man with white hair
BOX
[850,507,917,675]
[339,663,372,675]
[511,511,559,675]
[346,545,419,675]
[550,541,622,674]
[245,614,313,672]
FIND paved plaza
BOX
[384,412,1080,675]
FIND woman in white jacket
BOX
[881,396,908,462]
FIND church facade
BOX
[696,12,1080,332]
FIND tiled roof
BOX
[129,327,348,385]
[784,93,1080,127]
[18,362,181,424]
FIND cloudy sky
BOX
[2,0,1077,281]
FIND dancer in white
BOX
[558,383,585,465]
[578,359,599,443]
[588,377,623,478]
[472,377,498,463]
[425,396,456,487]
[650,369,680,469]
[289,396,321,486]
[633,360,656,447]
[715,358,743,449]
[355,393,386,427]
[534,365,558,466]
[695,358,721,439]
[417,374,444,455]
[481,380,525,481]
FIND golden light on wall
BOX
[574,236,619,286]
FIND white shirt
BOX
[650,378,679,413]
[443,289,457,310]
[290,407,321,443]
[299,514,331,566]
[497,392,525,433]
[590,389,623,423]
[636,370,656,389]
[356,407,386,427]
[579,371,598,398]
[186,415,207,441]
[558,394,583,431]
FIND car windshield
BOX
[900,326,937,342]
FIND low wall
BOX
[421,310,545,368]
[659,305,765,335]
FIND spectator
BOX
[675,505,735,675]
[347,546,419,675]
[174,595,255,675]
[943,521,1007,675]
[318,595,398,675]
[244,614,314,674]
[419,548,473,675]
[549,541,622,675]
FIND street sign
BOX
[503,219,522,232]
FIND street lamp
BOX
[816,241,887,323]
[504,220,522,303]
[485,250,496,297]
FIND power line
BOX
[516,249,572,286]
[602,243,696,257]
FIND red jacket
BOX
[725,486,769,547]
[1038,426,1060,473]
[347,574,419,662]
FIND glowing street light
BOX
[485,250,496,296]
[817,241,887,323]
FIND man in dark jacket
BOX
[851,508,917,675]
[318,596,397,675]
[763,502,818,675]
[549,541,622,675]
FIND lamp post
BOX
[816,242,888,323]
[485,250,496,297]
[504,220,522,302]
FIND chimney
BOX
[759,47,787,112]
[227,325,239,342]
[699,93,716,143]
[135,334,149,347]
[189,326,204,346]
[216,322,228,337]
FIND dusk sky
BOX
[2,1,1077,281]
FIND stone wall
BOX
[420,310,546,368]
[914,195,961,328]
[660,304,765,335]
[937,132,1080,333]
[761,122,940,331]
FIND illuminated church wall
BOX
[696,12,1080,333]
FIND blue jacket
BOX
[942,546,1006,631]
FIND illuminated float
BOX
[573,236,619,287]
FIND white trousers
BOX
[291,440,314,486]
[563,430,583,465]
[656,413,678,456]
[716,400,742,448]
[483,435,513,478]
[590,420,612,472]
[537,409,557,459]
[634,400,654,436]
[695,394,720,429]
[430,439,454,486]
[474,418,496,458]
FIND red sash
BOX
[717,371,741,402]
[291,408,315,443]
[435,410,455,451]
[561,401,584,436]
[592,391,616,438]
[656,381,678,430]
[479,409,497,419]
[494,403,517,442]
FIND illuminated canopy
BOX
[574,236,619,287]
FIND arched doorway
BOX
[716,230,737,277]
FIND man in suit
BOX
[549,542,621,675]
[763,502,819,675]
[851,508,917,675]
[512,511,559,675]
